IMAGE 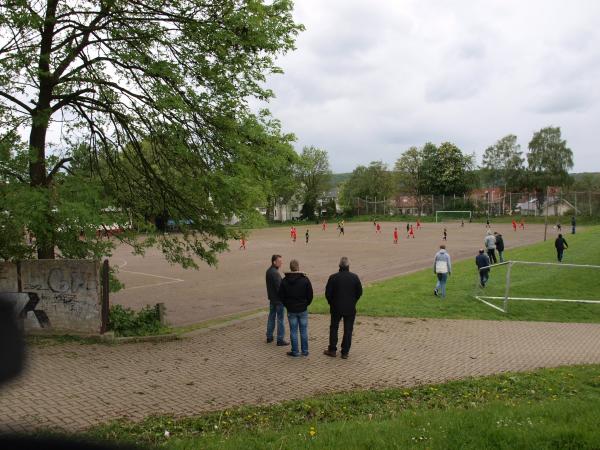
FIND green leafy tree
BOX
[419,142,475,195]
[481,134,525,190]
[0,0,302,264]
[295,146,332,220]
[526,126,574,210]
[340,161,395,212]
[394,146,424,213]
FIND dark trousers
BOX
[479,270,489,287]
[328,313,355,355]
[487,249,497,264]
[557,249,564,262]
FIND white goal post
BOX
[475,260,600,313]
[435,210,472,223]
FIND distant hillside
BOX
[330,173,352,187]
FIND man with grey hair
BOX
[324,256,363,359]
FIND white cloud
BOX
[260,0,600,172]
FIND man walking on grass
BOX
[476,249,491,287]
[324,257,363,359]
[555,234,569,262]
[433,245,451,298]
[484,230,497,264]
[494,232,505,263]
[279,259,313,357]
[265,255,288,346]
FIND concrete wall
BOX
[0,260,103,334]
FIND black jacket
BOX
[476,253,491,272]
[555,237,568,251]
[495,234,505,252]
[266,265,282,304]
[278,272,313,313]
[325,268,363,315]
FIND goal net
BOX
[474,260,600,313]
[435,210,472,223]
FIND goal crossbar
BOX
[474,260,600,313]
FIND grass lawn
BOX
[309,226,600,323]
[83,364,600,449]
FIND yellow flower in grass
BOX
[309,426,317,437]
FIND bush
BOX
[108,304,165,337]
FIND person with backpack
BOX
[278,259,313,357]
[433,245,452,298]
[555,234,569,262]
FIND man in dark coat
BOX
[475,249,491,287]
[324,257,363,359]
[571,216,576,235]
[265,254,288,345]
[494,232,505,263]
[278,259,313,357]
[555,234,569,262]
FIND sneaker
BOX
[323,349,337,357]
[434,289,438,296]
[286,351,300,357]
[302,352,309,357]
[266,338,274,343]
[341,353,349,359]
[277,340,290,346]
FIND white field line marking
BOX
[118,267,185,291]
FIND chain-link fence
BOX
[350,191,600,218]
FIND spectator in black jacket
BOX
[475,249,491,287]
[278,259,313,357]
[555,234,568,262]
[265,255,288,346]
[494,232,505,263]
[324,257,363,359]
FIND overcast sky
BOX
[258,0,600,173]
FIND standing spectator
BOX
[555,234,569,262]
[433,245,452,298]
[484,230,497,264]
[571,216,576,235]
[476,249,491,287]
[305,229,310,244]
[494,232,505,263]
[265,255,288,346]
[279,259,313,357]
[324,257,363,359]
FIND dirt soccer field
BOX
[110,221,547,326]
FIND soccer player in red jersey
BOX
[393,227,399,244]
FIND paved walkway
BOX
[2,314,600,433]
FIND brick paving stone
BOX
[1,314,600,433]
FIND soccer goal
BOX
[474,260,600,313]
[435,210,472,223]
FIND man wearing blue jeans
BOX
[433,244,452,298]
[265,255,288,346]
[279,259,313,357]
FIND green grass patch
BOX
[82,364,600,449]
[310,226,600,323]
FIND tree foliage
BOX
[295,146,331,219]
[419,142,475,195]
[0,0,303,265]
[340,161,394,210]
[526,126,574,187]
[481,134,525,190]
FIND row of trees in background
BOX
[336,126,577,215]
